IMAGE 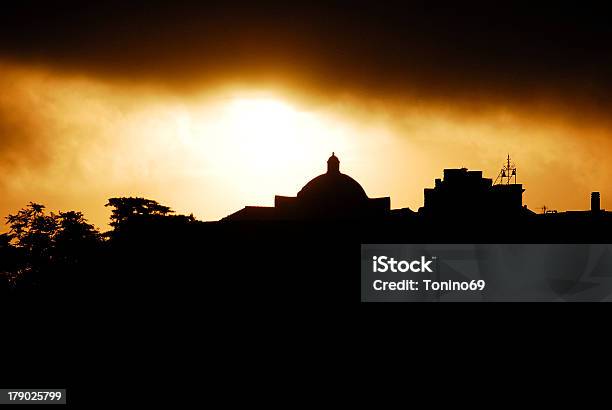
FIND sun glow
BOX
[125,93,360,220]
[206,96,356,200]
[225,98,311,169]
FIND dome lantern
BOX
[327,152,340,174]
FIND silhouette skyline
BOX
[3,150,611,299]
[2,151,608,244]
[221,153,608,223]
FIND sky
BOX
[1,2,612,230]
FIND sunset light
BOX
[224,97,329,170]
[2,58,612,231]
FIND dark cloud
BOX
[2,1,612,111]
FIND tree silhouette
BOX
[55,211,100,243]
[4,203,101,289]
[54,211,102,267]
[6,202,57,267]
[105,197,173,228]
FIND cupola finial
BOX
[327,152,340,174]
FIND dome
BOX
[298,173,368,203]
[297,154,368,204]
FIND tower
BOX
[591,192,601,213]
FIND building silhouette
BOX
[420,167,528,217]
[545,190,609,219]
[222,153,611,224]
[223,153,390,221]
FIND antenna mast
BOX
[494,154,517,185]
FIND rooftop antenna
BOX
[494,154,517,185]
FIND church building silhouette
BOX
[223,153,391,221]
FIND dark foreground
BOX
[4,213,612,405]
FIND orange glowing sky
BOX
[1,60,611,231]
